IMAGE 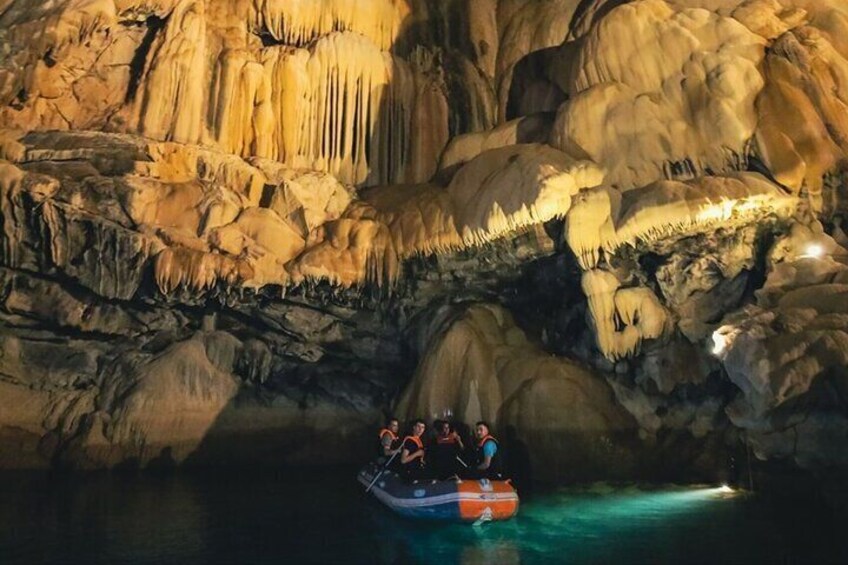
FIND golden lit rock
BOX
[0,0,847,479]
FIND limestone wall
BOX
[0,1,847,484]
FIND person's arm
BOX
[381,434,393,457]
[452,432,464,451]
[477,441,496,470]
[400,443,424,464]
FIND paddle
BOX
[365,450,399,493]
[455,455,469,468]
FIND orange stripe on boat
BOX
[457,480,519,521]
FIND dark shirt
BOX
[402,436,424,467]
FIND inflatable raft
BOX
[357,461,519,522]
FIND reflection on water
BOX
[2,471,846,564]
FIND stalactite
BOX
[566,172,799,361]
[582,269,622,359]
[210,49,273,159]
[0,162,34,268]
[614,287,670,341]
[135,0,207,144]
[611,173,798,252]
[582,270,670,361]
[204,31,455,187]
[154,247,253,295]
[251,32,391,185]
[253,0,407,52]
[565,188,617,270]
[447,144,604,247]
[565,173,799,276]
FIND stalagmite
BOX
[396,303,633,438]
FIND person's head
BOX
[411,419,426,437]
[475,421,490,440]
[438,420,451,436]
[386,417,399,434]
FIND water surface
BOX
[2,470,846,564]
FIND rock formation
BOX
[0,0,847,492]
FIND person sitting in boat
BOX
[400,419,429,481]
[465,421,503,480]
[378,417,402,459]
[430,419,465,479]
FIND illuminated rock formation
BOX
[550,0,767,190]
[396,303,636,480]
[548,0,848,212]
[566,173,798,359]
[716,223,848,469]
[0,0,496,186]
[0,0,847,487]
[290,144,601,286]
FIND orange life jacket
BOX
[436,434,459,445]
[475,434,502,476]
[401,435,425,467]
[477,434,497,448]
[379,428,398,442]
[403,435,424,450]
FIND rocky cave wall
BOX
[0,0,847,489]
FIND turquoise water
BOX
[2,470,846,564]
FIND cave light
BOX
[695,200,736,223]
[802,243,825,259]
[711,331,728,356]
[710,325,741,358]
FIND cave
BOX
[1,0,848,562]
